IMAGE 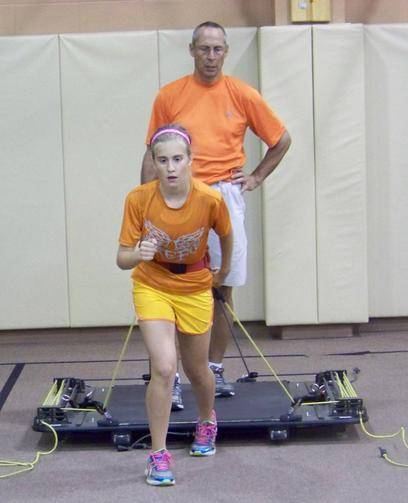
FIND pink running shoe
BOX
[145,449,175,486]
[190,410,217,456]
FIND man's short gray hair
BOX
[191,21,227,45]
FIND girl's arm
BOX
[212,231,233,288]
[116,240,157,270]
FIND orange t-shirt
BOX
[119,178,232,294]
[146,74,286,185]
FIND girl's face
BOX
[152,139,191,188]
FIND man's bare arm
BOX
[231,130,291,192]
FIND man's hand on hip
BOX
[231,169,259,193]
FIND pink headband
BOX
[150,128,191,145]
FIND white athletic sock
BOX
[209,362,223,370]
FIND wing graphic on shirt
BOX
[144,220,172,248]
[144,220,205,262]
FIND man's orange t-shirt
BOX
[119,178,232,294]
[146,74,286,185]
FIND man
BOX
[141,21,291,408]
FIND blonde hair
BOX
[150,124,192,158]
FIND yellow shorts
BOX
[133,282,214,335]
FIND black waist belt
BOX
[155,257,208,275]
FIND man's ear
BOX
[189,43,195,57]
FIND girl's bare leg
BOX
[178,329,215,420]
[139,320,177,451]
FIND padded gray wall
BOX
[60,32,158,326]
[365,25,408,317]
[259,26,317,326]
[313,25,368,323]
[260,25,368,325]
[1,25,408,329]
[0,36,69,329]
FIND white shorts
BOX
[208,181,247,287]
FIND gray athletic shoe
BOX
[210,365,235,397]
[171,375,184,411]
[145,449,175,486]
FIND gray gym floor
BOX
[1,321,408,502]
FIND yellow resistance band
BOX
[222,301,295,404]
[1,320,137,479]
[300,372,358,407]
[0,421,58,479]
[103,319,136,410]
[359,413,408,467]
[42,380,59,406]
[38,321,136,419]
[331,373,408,468]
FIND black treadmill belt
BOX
[33,373,367,440]
[106,381,292,424]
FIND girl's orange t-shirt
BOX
[119,178,232,294]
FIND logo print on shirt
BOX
[226,111,233,119]
[144,220,205,261]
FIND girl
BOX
[117,124,233,486]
